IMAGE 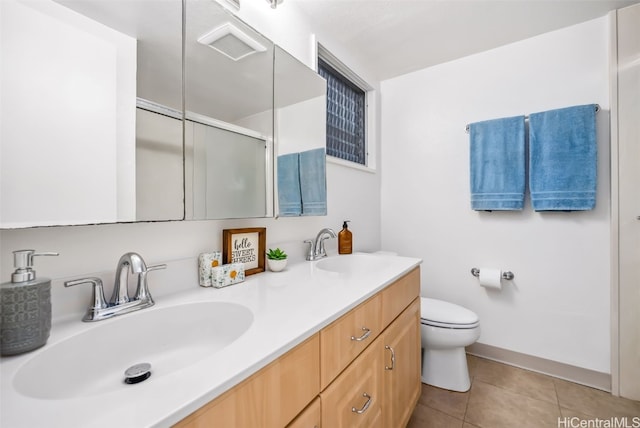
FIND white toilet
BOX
[420,297,480,392]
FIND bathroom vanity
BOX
[0,254,422,428]
[175,266,421,428]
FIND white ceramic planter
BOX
[267,259,287,272]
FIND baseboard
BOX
[466,342,611,392]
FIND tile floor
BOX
[408,355,640,428]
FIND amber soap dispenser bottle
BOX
[338,221,353,254]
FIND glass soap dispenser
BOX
[338,220,353,254]
[1,249,59,356]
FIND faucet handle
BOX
[134,264,166,304]
[304,239,314,261]
[146,264,167,273]
[65,277,108,322]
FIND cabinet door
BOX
[383,298,421,428]
[286,397,321,428]
[176,334,320,428]
[320,334,384,428]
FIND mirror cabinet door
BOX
[0,0,183,227]
[274,46,328,217]
[184,0,274,220]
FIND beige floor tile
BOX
[560,407,640,428]
[554,378,640,418]
[412,356,640,428]
[418,382,470,420]
[472,357,558,405]
[560,407,599,419]
[465,380,561,428]
[407,402,464,428]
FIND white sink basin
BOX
[315,254,386,274]
[13,301,253,400]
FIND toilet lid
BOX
[420,297,479,327]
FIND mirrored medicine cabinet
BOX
[274,46,328,217]
[0,0,327,228]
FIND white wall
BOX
[381,17,611,373]
[0,2,382,316]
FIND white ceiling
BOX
[291,0,640,81]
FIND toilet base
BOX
[421,347,471,392]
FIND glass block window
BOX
[318,57,366,165]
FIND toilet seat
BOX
[422,319,479,329]
[421,297,479,329]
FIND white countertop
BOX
[0,253,421,428]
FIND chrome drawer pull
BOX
[384,345,396,370]
[351,393,372,414]
[350,327,371,342]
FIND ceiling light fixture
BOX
[267,0,283,9]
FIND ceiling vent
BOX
[197,22,266,61]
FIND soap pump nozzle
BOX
[11,250,59,283]
[342,220,350,229]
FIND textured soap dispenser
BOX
[1,250,59,356]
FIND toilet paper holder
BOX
[471,268,514,280]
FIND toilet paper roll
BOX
[479,268,502,290]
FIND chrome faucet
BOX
[305,228,337,261]
[111,252,148,305]
[65,252,166,322]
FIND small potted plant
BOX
[266,248,288,272]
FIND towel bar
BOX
[465,104,600,133]
[470,267,514,280]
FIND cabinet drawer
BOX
[286,397,321,428]
[381,267,420,328]
[320,334,383,428]
[320,294,382,389]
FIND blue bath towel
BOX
[529,104,597,211]
[277,153,302,216]
[469,116,526,211]
[299,148,327,216]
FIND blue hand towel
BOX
[299,148,327,216]
[277,153,302,216]
[469,116,526,211]
[529,104,597,211]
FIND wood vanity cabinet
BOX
[319,268,421,428]
[174,267,421,428]
[175,334,320,428]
